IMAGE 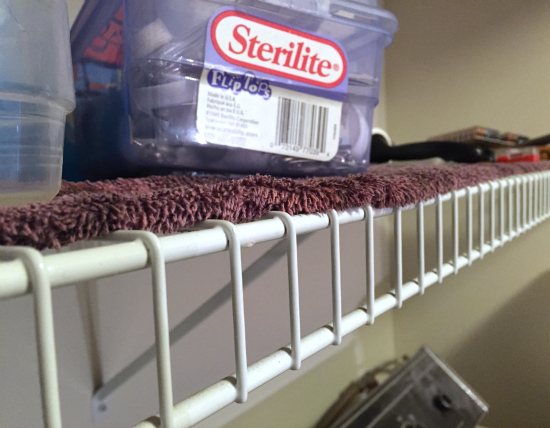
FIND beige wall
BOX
[384,1,550,427]
[384,0,550,144]
[67,0,84,25]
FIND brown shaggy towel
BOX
[1,162,549,250]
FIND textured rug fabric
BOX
[1,162,550,250]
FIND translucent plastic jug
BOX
[0,0,75,206]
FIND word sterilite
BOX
[197,7,345,160]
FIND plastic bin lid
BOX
[259,0,397,35]
[70,0,397,64]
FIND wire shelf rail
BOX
[1,171,549,428]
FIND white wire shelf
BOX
[1,171,549,428]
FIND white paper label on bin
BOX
[196,7,348,161]
[196,69,342,161]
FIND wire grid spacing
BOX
[1,171,550,428]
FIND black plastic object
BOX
[371,134,495,164]
[520,132,550,146]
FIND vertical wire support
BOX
[478,184,485,259]
[466,187,473,265]
[539,172,546,221]
[537,174,541,222]
[0,248,62,428]
[541,172,548,220]
[529,174,537,228]
[542,172,548,219]
[521,177,529,233]
[545,173,548,218]
[540,173,544,220]
[512,177,521,237]
[436,195,444,283]
[508,178,513,240]
[394,207,403,307]
[452,192,459,274]
[532,175,536,225]
[543,173,547,219]
[417,202,426,294]
[533,174,539,226]
[516,177,523,236]
[528,176,534,228]
[544,172,550,217]
[540,173,543,220]
[531,174,539,226]
[544,173,547,218]
[490,182,496,251]
[544,172,550,218]
[363,206,376,322]
[197,220,248,403]
[544,173,548,218]
[327,210,342,345]
[106,232,174,428]
[265,212,301,370]
[544,172,550,216]
[499,180,505,246]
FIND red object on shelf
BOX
[497,154,540,163]
[494,146,540,163]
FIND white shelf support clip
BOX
[195,220,248,403]
[327,210,343,346]
[100,231,175,428]
[0,247,62,428]
[265,212,302,370]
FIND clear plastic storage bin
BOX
[0,0,75,206]
[69,0,397,179]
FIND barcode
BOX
[275,97,329,153]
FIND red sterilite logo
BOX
[211,10,347,88]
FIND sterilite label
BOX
[197,8,348,161]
